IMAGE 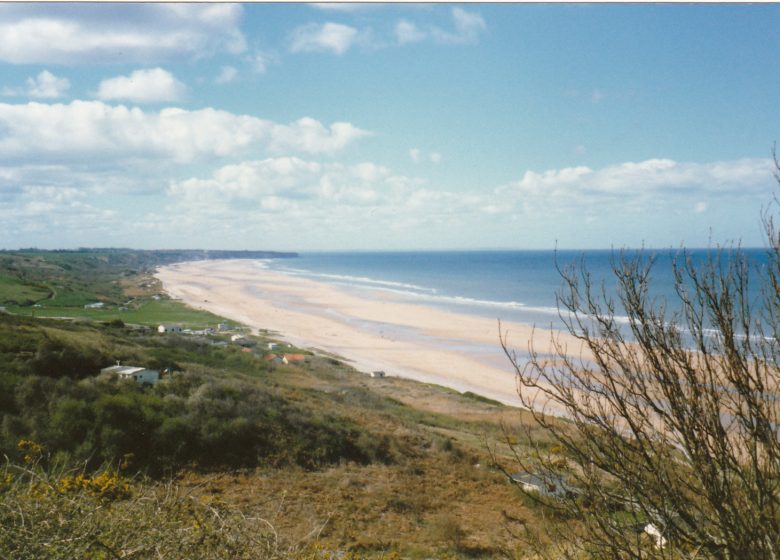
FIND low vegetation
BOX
[0,248,591,558]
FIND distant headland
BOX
[4,248,298,263]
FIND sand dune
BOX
[156,259,583,407]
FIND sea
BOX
[262,248,772,336]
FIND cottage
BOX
[643,523,667,549]
[370,371,386,378]
[510,472,575,499]
[217,322,230,332]
[629,522,667,549]
[158,324,182,334]
[101,364,160,385]
[84,302,105,309]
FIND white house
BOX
[101,364,160,385]
[158,324,182,334]
[84,302,105,309]
[370,371,386,378]
[643,523,667,549]
[510,472,575,499]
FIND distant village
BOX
[76,293,390,384]
[100,320,309,387]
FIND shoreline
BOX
[156,259,583,408]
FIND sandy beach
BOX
[156,259,583,408]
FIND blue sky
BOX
[1,3,779,251]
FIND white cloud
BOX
[310,3,375,12]
[432,8,486,45]
[501,158,775,209]
[169,157,323,203]
[0,100,371,164]
[168,158,400,213]
[0,4,246,64]
[26,70,70,99]
[0,183,116,246]
[410,148,441,164]
[248,51,279,74]
[694,201,708,214]
[216,66,238,84]
[395,20,426,45]
[452,8,487,38]
[96,68,186,103]
[269,117,371,155]
[166,157,497,245]
[289,22,359,55]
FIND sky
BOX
[1,3,779,252]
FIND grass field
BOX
[8,297,230,329]
[0,274,50,305]
[0,250,233,329]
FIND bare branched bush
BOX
[502,156,780,559]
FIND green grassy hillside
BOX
[0,249,579,558]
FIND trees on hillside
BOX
[502,157,780,559]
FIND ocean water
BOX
[263,249,771,334]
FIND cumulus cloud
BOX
[96,68,186,103]
[26,70,70,98]
[393,8,486,47]
[395,20,426,45]
[247,51,279,74]
[168,158,399,210]
[409,148,441,164]
[431,8,486,45]
[289,22,359,55]
[310,3,375,12]
[0,4,246,64]
[0,101,370,163]
[0,182,117,246]
[500,158,775,209]
[216,65,238,84]
[165,156,498,248]
[269,117,371,155]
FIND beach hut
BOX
[370,371,386,378]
